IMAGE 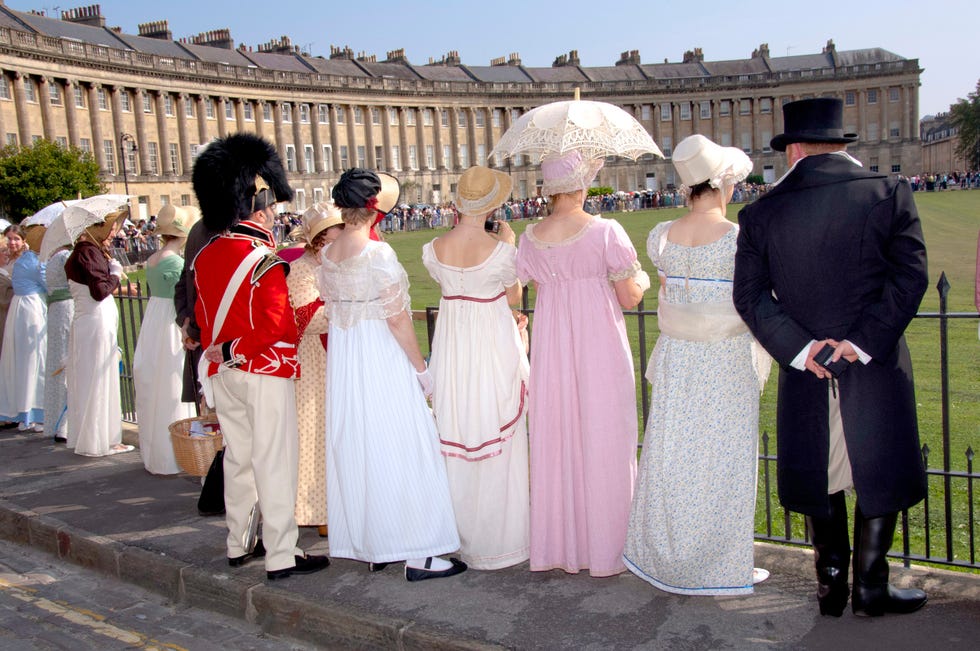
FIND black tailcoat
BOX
[733,154,928,518]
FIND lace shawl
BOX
[317,241,411,329]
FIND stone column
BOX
[858,90,867,142]
[418,108,429,170]
[879,86,888,142]
[328,104,341,171]
[690,100,700,136]
[309,103,323,174]
[432,106,445,170]
[132,89,152,174]
[291,108,305,173]
[465,107,477,167]
[87,83,106,168]
[154,91,172,176]
[272,101,286,162]
[710,100,719,143]
[909,85,918,142]
[752,97,761,152]
[37,76,56,141]
[109,86,127,173]
[216,97,228,138]
[671,101,680,154]
[235,98,245,133]
[176,94,191,175]
[774,96,784,138]
[196,95,209,144]
[731,99,740,151]
[483,107,495,167]
[379,106,392,171]
[63,80,80,148]
[398,107,410,170]
[448,107,460,170]
[12,73,32,146]
[362,105,375,171]
[651,102,662,151]
[344,105,358,168]
[254,100,266,139]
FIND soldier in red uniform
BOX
[192,133,329,581]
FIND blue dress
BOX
[0,251,47,425]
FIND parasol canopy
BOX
[22,199,80,228]
[490,99,663,163]
[62,194,131,243]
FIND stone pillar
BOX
[328,104,341,171]
[710,100,719,143]
[448,107,460,170]
[215,97,228,138]
[344,105,358,168]
[879,86,888,142]
[483,107,495,167]
[774,97,784,138]
[196,95,209,144]
[154,91,172,176]
[651,102,662,151]
[418,108,429,170]
[12,73,31,146]
[272,101,286,162]
[380,105,393,171]
[132,89,152,173]
[362,105,375,171]
[909,85,918,142]
[176,94,192,175]
[690,100,700,136]
[465,107,477,167]
[109,86,127,173]
[432,106,445,170]
[309,103,323,173]
[63,80,80,148]
[858,90,867,141]
[731,99,740,151]
[670,101,680,154]
[87,83,106,168]
[291,108,305,173]
[398,107,410,170]
[232,98,243,133]
[37,76,56,141]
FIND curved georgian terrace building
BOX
[0,4,922,219]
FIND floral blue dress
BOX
[623,220,761,595]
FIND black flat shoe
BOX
[405,557,467,582]
[266,553,330,580]
[228,539,266,567]
[53,436,67,443]
[369,562,395,572]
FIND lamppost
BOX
[119,132,137,195]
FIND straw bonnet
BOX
[540,150,604,196]
[456,166,512,216]
[291,201,343,242]
[155,204,201,238]
[672,134,753,190]
[770,98,858,152]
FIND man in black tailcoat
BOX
[733,98,928,617]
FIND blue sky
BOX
[8,0,978,117]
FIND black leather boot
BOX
[851,506,927,617]
[805,491,851,616]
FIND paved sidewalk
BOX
[0,427,978,650]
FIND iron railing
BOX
[114,272,978,571]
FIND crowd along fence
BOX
[115,272,978,571]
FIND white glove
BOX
[108,259,123,278]
[416,366,434,398]
[634,269,651,293]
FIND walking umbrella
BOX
[490,98,663,163]
[61,194,131,243]
[39,215,72,262]
[22,199,80,228]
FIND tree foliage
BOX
[588,186,615,197]
[949,79,980,170]
[0,139,104,221]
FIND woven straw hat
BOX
[456,166,512,216]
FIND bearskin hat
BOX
[192,133,294,232]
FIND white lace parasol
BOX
[22,199,80,228]
[61,194,131,243]
[490,99,664,162]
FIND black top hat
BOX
[770,98,858,152]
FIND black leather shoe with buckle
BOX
[266,553,330,580]
[228,539,266,567]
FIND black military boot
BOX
[805,491,851,616]
[851,505,927,617]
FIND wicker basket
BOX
[169,416,223,477]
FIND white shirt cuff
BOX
[791,340,815,371]
[846,340,872,364]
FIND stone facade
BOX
[920,113,969,173]
[0,5,923,218]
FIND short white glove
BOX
[108,259,123,278]
[416,366,434,398]
[634,269,651,293]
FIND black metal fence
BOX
[115,272,978,571]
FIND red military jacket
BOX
[193,220,300,379]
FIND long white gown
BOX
[43,249,73,439]
[66,279,122,456]
[318,240,460,563]
[0,251,47,426]
[422,240,530,569]
[133,254,194,474]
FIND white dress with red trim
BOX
[422,240,530,569]
[318,240,460,563]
